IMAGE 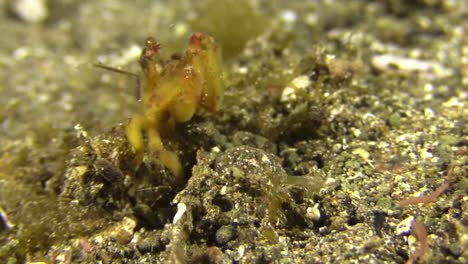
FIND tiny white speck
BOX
[220,186,227,195]
[280,10,297,23]
[424,108,435,119]
[423,83,434,92]
[324,178,336,185]
[396,134,407,142]
[305,13,318,25]
[211,146,221,153]
[442,97,462,108]
[419,149,433,160]
[281,87,296,102]
[291,75,311,89]
[13,47,30,60]
[238,66,248,74]
[353,148,369,161]
[408,152,417,161]
[238,245,245,258]
[37,93,49,103]
[306,204,321,222]
[353,128,361,138]
[174,22,188,36]
[113,45,142,66]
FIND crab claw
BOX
[187,32,224,112]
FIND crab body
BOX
[127,33,224,182]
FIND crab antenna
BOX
[94,62,141,100]
[93,63,139,77]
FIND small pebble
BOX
[9,0,48,23]
[388,112,401,129]
[216,225,236,245]
[396,216,414,235]
[136,233,164,254]
[306,204,321,222]
[110,217,137,244]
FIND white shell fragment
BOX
[281,75,311,102]
[291,75,312,89]
[396,216,414,235]
[172,202,187,224]
[306,204,321,222]
[372,54,450,79]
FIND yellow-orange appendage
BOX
[127,33,224,183]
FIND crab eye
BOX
[189,33,202,49]
[140,37,162,69]
[145,37,159,50]
[142,37,160,59]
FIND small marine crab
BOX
[126,33,224,183]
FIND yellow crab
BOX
[127,33,224,183]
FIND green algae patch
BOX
[0,129,109,262]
